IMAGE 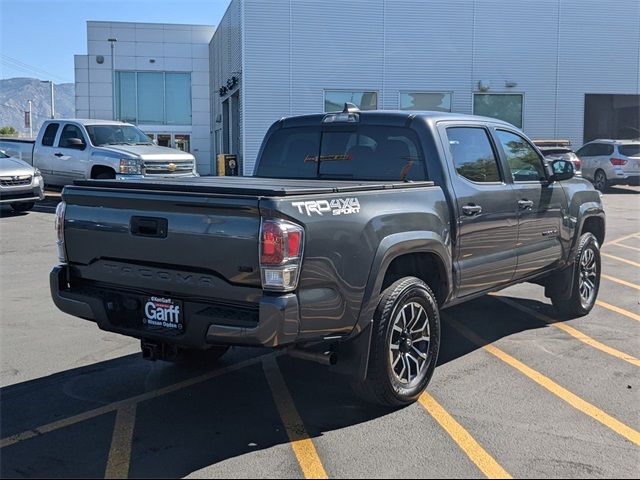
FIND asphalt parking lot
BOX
[0,186,638,479]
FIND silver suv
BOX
[576,139,640,191]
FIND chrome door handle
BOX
[462,204,483,216]
[518,199,534,209]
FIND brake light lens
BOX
[54,201,67,262]
[610,158,627,166]
[260,219,304,291]
[574,158,581,169]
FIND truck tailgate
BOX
[62,186,262,293]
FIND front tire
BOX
[352,277,440,407]
[10,201,35,212]
[551,232,601,318]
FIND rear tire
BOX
[592,169,608,192]
[550,232,600,318]
[351,277,440,407]
[10,201,35,212]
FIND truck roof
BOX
[43,118,133,127]
[278,110,516,129]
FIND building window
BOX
[473,93,523,128]
[400,92,452,112]
[584,94,640,142]
[115,71,192,125]
[324,90,378,112]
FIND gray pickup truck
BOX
[0,119,197,187]
[50,107,605,406]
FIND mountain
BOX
[0,77,74,138]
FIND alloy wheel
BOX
[388,301,431,384]
[578,247,598,308]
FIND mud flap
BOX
[329,322,373,382]
[544,262,575,301]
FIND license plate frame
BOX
[142,295,185,334]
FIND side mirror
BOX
[65,138,86,150]
[549,159,575,182]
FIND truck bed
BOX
[73,176,435,197]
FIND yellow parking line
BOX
[610,243,640,253]
[262,357,328,479]
[418,392,512,479]
[448,318,640,447]
[0,353,273,449]
[104,403,137,479]
[496,296,640,367]
[603,232,640,247]
[601,273,640,291]
[601,252,640,268]
[596,300,640,322]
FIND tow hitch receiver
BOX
[141,340,179,361]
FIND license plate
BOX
[142,296,184,333]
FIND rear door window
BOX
[41,123,60,147]
[446,127,502,183]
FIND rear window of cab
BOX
[256,125,427,181]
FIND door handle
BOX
[462,204,483,216]
[518,199,534,210]
[54,153,64,157]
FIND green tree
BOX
[0,126,18,137]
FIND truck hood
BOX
[0,156,36,176]
[97,145,195,162]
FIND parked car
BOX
[0,119,198,187]
[0,150,45,212]
[51,107,605,407]
[576,139,640,191]
[537,147,582,176]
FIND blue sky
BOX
[0,0,231,84]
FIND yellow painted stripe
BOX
[104,403,137,479]
[601,252,640,268]
[262,357,328,480]
[602,273,640,291]
[418,392,512,479]
[603,232,640,247]
[448,318,640,446]
[496,296,640,367]
[0,353,274,449]
[610,242,640,253]
[596,300,640,322]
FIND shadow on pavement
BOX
[0,294,557,478]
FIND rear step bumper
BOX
[50,265,300,348]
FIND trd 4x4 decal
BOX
[292,198,361,216]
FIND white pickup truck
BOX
[0,119,198,186]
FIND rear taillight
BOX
[574,158,581,169]
[54,201,67,262]
[610,158,628,166]
[260,218,304,292]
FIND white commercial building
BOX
[74,21,215,173]
[77,0,640,176]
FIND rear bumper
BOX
[50,265,300,348]
[609,171,640,185]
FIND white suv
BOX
[576,139,640,191]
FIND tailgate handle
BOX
[130,216,168,238]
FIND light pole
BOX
[108,38,118,120]
[41,80,54,118]
[27,100,33,138]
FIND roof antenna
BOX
[343,102,360,113]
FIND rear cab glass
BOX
[41,123,60,147]
[256,125,427,181]
[619,144,640,157]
